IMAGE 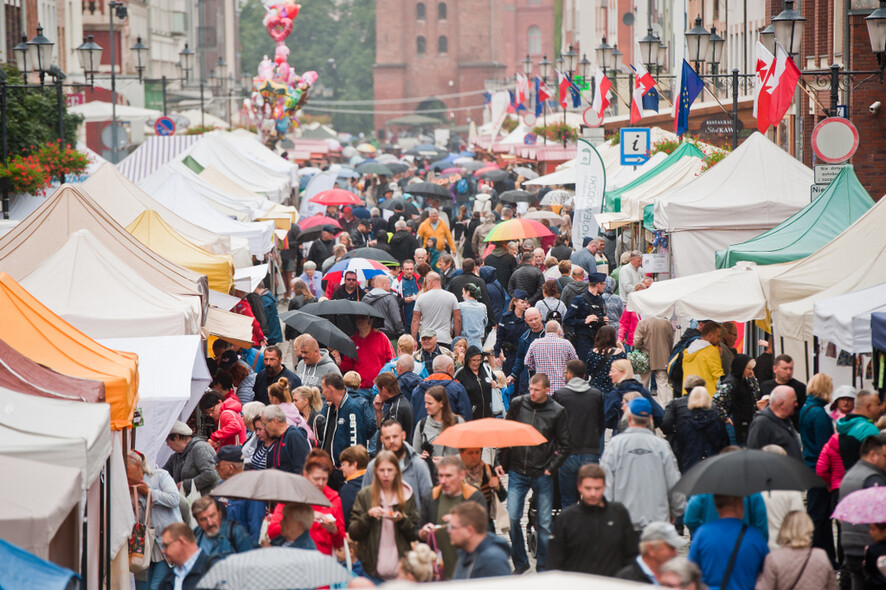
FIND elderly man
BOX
[362,419,434,515]
[618,252,646,299]
[525,321,579,391]
[411,355,473,422]
[450,502,513,579]
[373,372,414,440]
[837,389,883,469]
[559,265,588,308]
[372,350,425,401]
[747,385,802,460]
[417,208,456,253]
[507,308,545,396]
[190,496,254,558]
[570,237,602,276]
[616,522,688,584]
[412,272,461,347]
[600,398,685,531]
[270,503,317,549]
[418,456,488,579]
[413,329,454,376]
[389,220,419,263]
[163,421,219,496]
[159,523,210,590]
[294,335,341,390]
[363,275,404,340]
[414,247,429,268]
[262,405,311,473]
[253,345,300,406]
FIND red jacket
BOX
[223,390,242,414]
[816,433,845,491]
[618,310,640,346]
[267,486,345,555]
[340,329,395,389]
[234,300,265,346]
[210,407,247,448]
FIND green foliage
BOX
[501,117,519,133]
[239,0,376,135]
[651,138,681,155]
[608,133,620,145]
[1,65,83,157]
[533,122,578,143]
[701,147,731,173]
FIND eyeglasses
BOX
[161,537,182,554]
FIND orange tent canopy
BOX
[0,273,139,429]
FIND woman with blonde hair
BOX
[293,385,326,447]
[605,357,661,433]
[396,543,438,582]
[755,511,836,590]
[348,450,419,581]
[672,387,729,471]
[268,377,316,445]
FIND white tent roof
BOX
[224,132,299,185]
[606,151,669,190]
[100,335,211,467]
[69,101,162,123]
[143,173,275,256]
[20,229,201,338]
[626,262,769,322]
[173,109,231,130]
[812,283,886,353]
[0,387,111,488]
[767,197,886,310]
[654,133,813,232]
[140,162,255,221]
[182,133,291,202]
[83,163,231,255]
[618,151,706,222]
[523,166,576,186]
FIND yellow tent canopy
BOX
[126,210,235,294]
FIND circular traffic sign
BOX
[811,117,858,163]
[583,106,604,128]
[154,116,176,136]
[101,123,129,149]
[522,113,537,126]
[523,133,537,145]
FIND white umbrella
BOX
[514,166,539,179]
[524,210,566,225]
[197,548,351,589]
[540,189,574,206]
[454,156,474,165]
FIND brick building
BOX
[373,0,555,132]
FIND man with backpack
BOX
[563,272,608,363]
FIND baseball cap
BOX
[512,289,529,300]
[641,521,688,549]
[214,445,244,464]
[419,328,437,339]
[628,397,652,418]
[168,420,193,437]
[218,350,238,371]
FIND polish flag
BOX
[592,67,612,119]
[767,42,801,128]
[557,70,571,109]
[631,63,656,124]
[754,42,775,132]
[537,77,552,103]
[515,73,529,106]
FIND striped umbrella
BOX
[323,257,390,285]
[484,218,555,242]
[309,189,363,206]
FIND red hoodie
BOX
[210,406,247,448]
[340,329,395,388]
[267,486,345,555]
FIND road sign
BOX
[583,107,603,128]
[101,123,129,150]
[810,184,829,198]
[620,127,651,166]
[154,116,176,136]
[814,163,852,185]
[523,133,537,145]
[522,113,537,126]
[836,105,848,118]
[811,117,858,163]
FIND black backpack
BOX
[539,300,563,323]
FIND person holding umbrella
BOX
[308,226,338,267]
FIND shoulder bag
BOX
[720,523,747,590]
[129,487,154,573]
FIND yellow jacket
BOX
[681,340,724,396]
[417,218,455,252]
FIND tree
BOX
[239,0,375,135]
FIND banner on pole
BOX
[572,138,607,250]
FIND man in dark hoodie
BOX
[411,354,473,422]
[389,219,419,264]
[484,240,518,288]
[478,265,507,324]
[508,252,546,304]
[363,274,404,340]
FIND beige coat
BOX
[632,317,675,371]
[755,547,837,590]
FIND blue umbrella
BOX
[196,547,351,590]
[0,538,79,590]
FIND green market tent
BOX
[715,166,874,269]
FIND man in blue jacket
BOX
[321,373,371,467]
[191,496,254,559]
[411,355,472,422]
[451,501,512,579]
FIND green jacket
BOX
[347,485,419,578]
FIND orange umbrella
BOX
[432,418,547,449]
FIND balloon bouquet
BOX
[243,3,319,149]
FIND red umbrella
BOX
[297,215,341,230]
[309,189,363,206]
[472,165,500,178]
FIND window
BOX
[528,25,542,55]
[417,36,427,54]
[438,2,447,19]
[438,36,448,53]
[417,2,426,19]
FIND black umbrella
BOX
[499,189,536,204]
[279,310,358,359]
[386,162,409,175]
[356,162,393,176]
[299,300,384,319]
[478,169,511,182]
[380,198,419,216]
[672,449,825,497]
[461,160,487,172]
[403,181,450,200]
[343,247,398,265]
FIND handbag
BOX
[486,365,505,415]
[129,487,154,573]
[179,479,202,528]
[628,349,650,375]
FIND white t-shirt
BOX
[414,288,460,344]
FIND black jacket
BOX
[454,356,494,420]
[497,394,572,477]
[548,500,637,575]
[662,396,691,440]
[674,408,730,472]
[158,549,211,590]
[615,559,655,584]
[552,378,604,454]
[253,365,301,406]
[484,250,518,288]
[747,407,803,461]
[507,264,545,304]
[389,230,419,264]
[307,238,334,267]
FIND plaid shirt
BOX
[524,335,579,391]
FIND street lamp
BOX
[611,44,622,72]
[131,36,148,83]
[522,54,533,76]
[564,45,578,73]
[760,22,776,55]
[76,35,103,86]
[539,55,552,80]
[772,0,806,57]
[212,56,227,88]
[12,35,28,75]
[578,54,592,81]
[555,54,564,74]
[26,25,54,84]
[708,26,726,74]
[658,40,668,74]
[685,16,710,73]
[179,44,195,81]
[639,28,661,70]
[595,37,613,74]
[865,0,886,71]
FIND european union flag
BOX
[535,77,543,118]
[675,59,704,136]
[642,87,660,112]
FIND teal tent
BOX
[715,166,874,269]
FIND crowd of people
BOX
[124,162,886,590]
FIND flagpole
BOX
[701,82,732,116]
[654,81,674,108]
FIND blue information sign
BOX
[619,127,651,166]
[154,116,176,136]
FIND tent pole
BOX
[804,341,810,381]
[852,354,858,388]
[813,336,820,374]
[780,336,785,356]
[105,455,111,590]
[98,464,105,588]
[81,500,88,589]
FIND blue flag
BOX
[674,59,704,136]
[534,77,543,118]
[642,87,660,112]
[570,75,581,108]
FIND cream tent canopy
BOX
[812,283,886,353]
[140,162,259,221]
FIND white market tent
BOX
[99,335,211,467]
[141,161,261,221]
[225,131,299,185]
[626,261,770,322]
[199,165,298,228]
[20,230,201,338]
[68,101,162,123]
[812,283,886,353]
[117,135,200,184]
[144,173,275,256]
[654,132,813,277]
[173,109,231,130]
[183,133,292,202]
[606,151,669,190]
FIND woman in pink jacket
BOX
[199,391,247,450]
